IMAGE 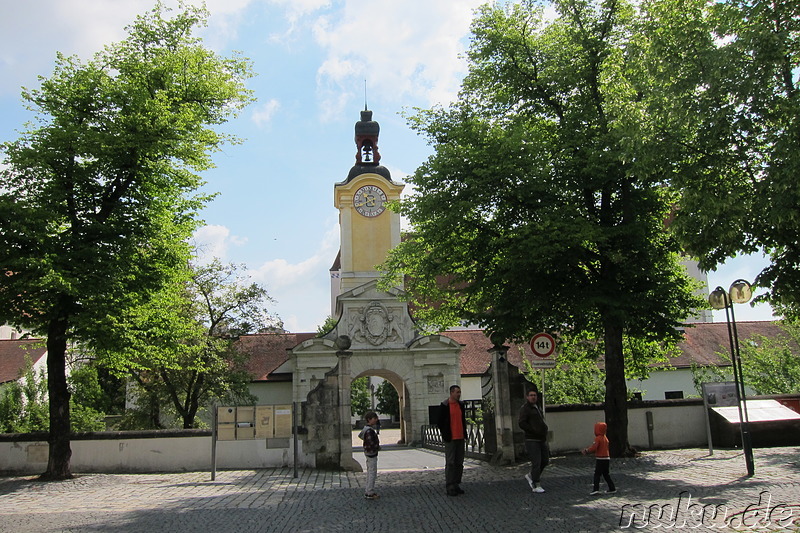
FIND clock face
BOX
[353,185,387,217]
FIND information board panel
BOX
[236,406,256,440]
[217,406,237,441]
[255,405,274,439]
[216,404,292,440]
[273,405,293,438]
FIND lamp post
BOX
[708,279,755,477]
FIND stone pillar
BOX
[489,345,515,465]
[336,337,361,471]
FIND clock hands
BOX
[354,196,377,208]
[353,185,386,216]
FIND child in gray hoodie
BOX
[358,412,381,499]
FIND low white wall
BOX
[546,403,707,453]
[0,402,711,474]
[0,435,315,475]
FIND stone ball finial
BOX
[335,335,352,351]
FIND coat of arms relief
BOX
[348,300,403,346]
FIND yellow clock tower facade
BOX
[333,109,404,293]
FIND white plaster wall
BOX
[546,404,707,453]
[627,369,702,401]
[627,404,707,449]
[0,437,314,474]
[0,404,709,473]
[249,382,293,405]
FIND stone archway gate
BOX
[290,281,462,470]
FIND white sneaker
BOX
[590,490,601,495]
[524,473,534,489]
[532,486,545,493]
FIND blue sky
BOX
[0,0,776,332]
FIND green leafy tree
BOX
[690,321,800,395]
[351,377,371,418]
[68,362,126,418]
[527,335,606,405]
[0,4,254,478]
[690,362,730,396]
[0,360,49,433]
[316,315,339,337]
[69,403,106,433]
[529,332,678,404]
[382,0,704,456]
[637,0,800,318]
[0,358,105,433]
[375,380,400,420]
[736,321,800,395]
[99,260,278,429]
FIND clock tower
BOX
[292,109,462,467]
[333,109,404,293]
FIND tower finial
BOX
[354,107,380,165]
[364,79,368,111]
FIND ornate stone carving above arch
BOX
[348,300,402,346]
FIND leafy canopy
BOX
[351,377,371,418]
[637,0,800,318]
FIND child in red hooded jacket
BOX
[582,421,616,495]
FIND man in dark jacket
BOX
[437,384,467,496]
[518,388,549,493]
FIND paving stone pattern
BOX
[1,446,799,532]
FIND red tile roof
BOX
[236,332,317,381]
[222,321,795,382]
[448,322,794,374]
[0,339,47,384]
[442,330,532,375]
[668,321,792,369]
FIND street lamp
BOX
[708,279,755,477]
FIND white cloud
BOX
[0,0,256,96]
[310,0,484,116]
[267,0,331,21]
[248,220,339,331]
[249,221,338,289]
[251,98,281,126]
[317,55,359,84]
[251,255,324,287]
[0,2,135,95]
[192,224,248,263]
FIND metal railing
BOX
[421,424,489,460]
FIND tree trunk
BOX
[183,390,200,429]
[41,317,73,480]
[603,317,633,458]
[147,392,162,429]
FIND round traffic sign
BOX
[530,333,555,358]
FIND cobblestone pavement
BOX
[1,446,799,532]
